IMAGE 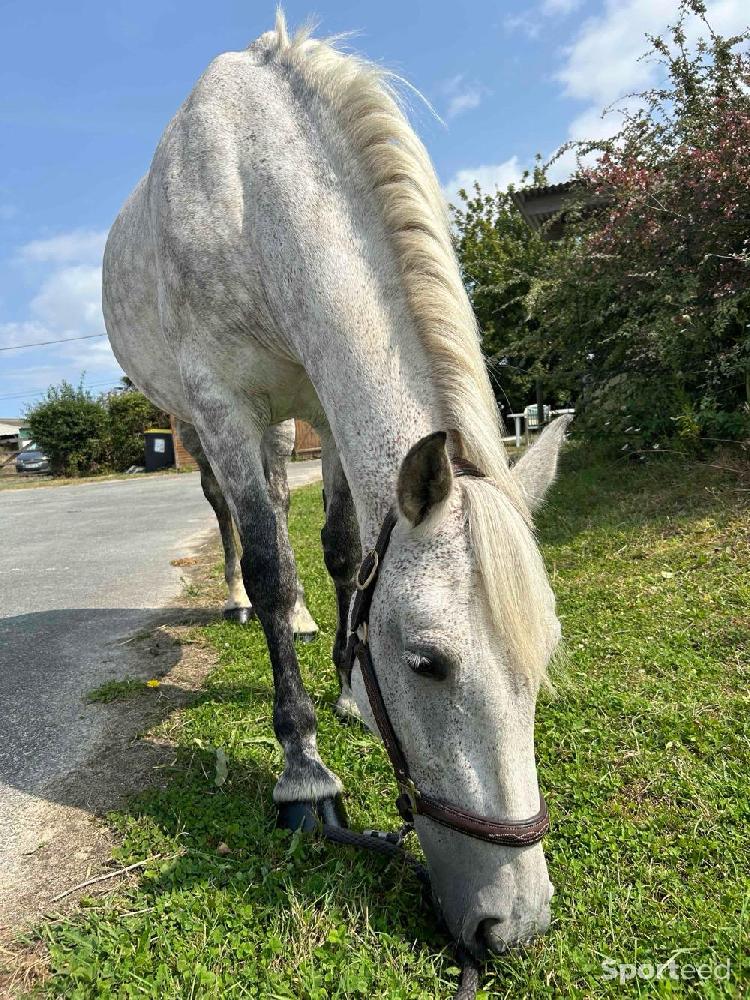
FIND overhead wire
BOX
[0,333,107,352]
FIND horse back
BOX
[104,46,326,423]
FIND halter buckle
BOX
[356,550,379,591]
[398,778,420,816]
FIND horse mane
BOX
[259,11,553,679]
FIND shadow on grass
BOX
[0,597,445,963]
[107,736,446,955]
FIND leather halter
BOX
[342,460,550,848]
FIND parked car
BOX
[16,445,50,474]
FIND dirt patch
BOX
[0,533,225,996]
[0,938,48,1000]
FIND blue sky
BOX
[1,0,746,416]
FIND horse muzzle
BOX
[418,818,554,957]
[476,892,553,955]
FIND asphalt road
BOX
[0,463,321,892]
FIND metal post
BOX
[536,378,545,429]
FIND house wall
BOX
[170,417,197,471]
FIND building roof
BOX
[0,421,22,437]
[510,181,577,239]
[511,180,610,241]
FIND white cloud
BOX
[59,335,120,373]
[448,0,748,193]
[503,12,541,39]
[19,228,108,266]
[442,157,524,204]
[30,265,104,336]
[542,0,749,184]
[0,320,50,348]
[556,0,667,106]
[566,105,623,143]
[505,0,581,37]
[1,227,122,405]
[558,0,748,107]
[542,0,582,14]
[447,88,482,119]
[442,74,485,120]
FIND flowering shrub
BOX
[454,1,750,452]
[545,0,750,450]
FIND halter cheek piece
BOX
[342,459,549,848]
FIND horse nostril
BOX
[478,917,509,955]
[478,904,551,954]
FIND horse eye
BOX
[405,649,449,680]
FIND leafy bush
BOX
[453,1,750,453]
[574,374,693,455]
[107,388,169,470]
[25,380,110,476]
[554,1,750,452]
[451,172,576,416]
[24,378,170,476]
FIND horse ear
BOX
[511,414,573,512]
[397,431,453,526]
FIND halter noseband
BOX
[342,460,549,848]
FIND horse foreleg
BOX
[261,421,319,641]
[175,419,252,623]
[190,402,345,830]
[319,429,362,720]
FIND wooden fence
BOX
[294,419,321,458]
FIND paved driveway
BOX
[0,462,321,915]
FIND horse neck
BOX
[253,88,447,543]
[309,303,441,547]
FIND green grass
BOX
[85,679,160,704]
[34,449,749,997]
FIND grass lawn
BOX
[27,447,749,997]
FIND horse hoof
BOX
[294,630,318,644]
[276,795,348,832]
[223,607,253,625]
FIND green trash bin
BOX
[144,428,175,472]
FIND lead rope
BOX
[320,822,482,1000]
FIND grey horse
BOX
[103,13,571,955]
